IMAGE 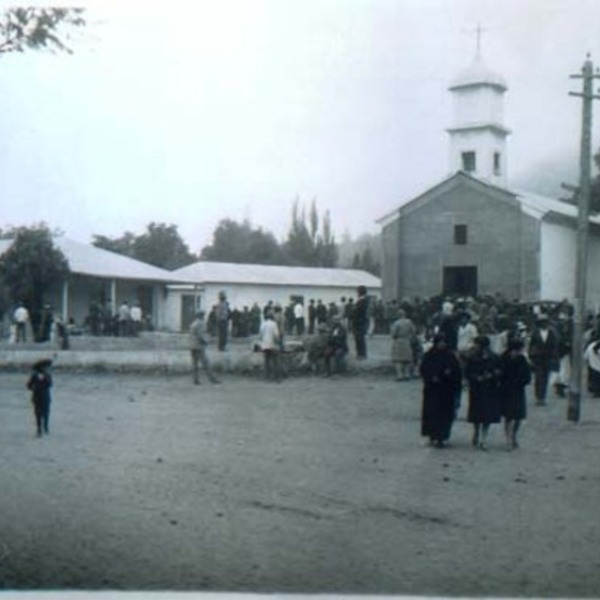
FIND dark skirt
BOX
[467,384,502,425]
[500,388,527,421]
[422,384,456,442]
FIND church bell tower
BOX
[447,36,510,186]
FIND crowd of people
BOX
[191,289,600,452]
[12,287,600,450]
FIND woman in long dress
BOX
[465,336,502,450]
[420,333,462,447]
[390,309,416,381]
[499,339,532,450]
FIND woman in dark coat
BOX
[420,334,462,447]
[465,336,502,450]
[27,359,53,437]
[499,339,532,450]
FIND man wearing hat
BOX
[528,314,560,406]
[27,359,53,437]
[189,309,220,385]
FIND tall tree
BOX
[315,209,338,267]
[284,199,315,266]
[0,7,85,54]
[201,219,285,265]
[284,198,339,267]
[0,224,70,327]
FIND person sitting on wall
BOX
[324,315,349,377]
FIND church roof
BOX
[171,261,382,289]
[0,236,192,283]
[376,171,600,227]
[449,56,508,91]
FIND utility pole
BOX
[566,55,600,423]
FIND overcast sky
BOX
[1,0,600,254]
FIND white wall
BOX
[163,282,381,332]
[452,86,505,127]
[539,221,600,308]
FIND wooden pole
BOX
[567,56,599,422]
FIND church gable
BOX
[398,171,519,219]
[389,173,539,300]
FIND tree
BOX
[92,223,196,270]
[201,219,285,265]
[132,223,196,270]
[0,224,70,333]
[0,7,85,55]
[315,209,338,267]
[283,198,338,267]
[92,232,137,258]
[284,198,315,266]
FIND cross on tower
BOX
[474,23,487,57]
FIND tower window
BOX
[494,152,501,175]
[462,151,476,173]
[454,224,468,245]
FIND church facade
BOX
[378,50,600,306]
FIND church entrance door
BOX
[443,266,478,297]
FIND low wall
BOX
[0,334,395,375]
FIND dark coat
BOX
[528,327,560,371]
[465,350,502,425]
[352,295,369,333]
[27,370,52,408]
[420,346,462,441]
[499,351,531,420]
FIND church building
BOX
[378,48,600,305]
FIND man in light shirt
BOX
[259,310,281,382]
[14,302,30,343]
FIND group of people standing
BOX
[420,332,531,450]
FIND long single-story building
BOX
[0,236,192,330]
[1,237,381,333]
[166,261,382,332]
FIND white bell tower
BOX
[447,31,510,186]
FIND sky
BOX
[1,0,600,255]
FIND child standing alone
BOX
[27,359,53,437]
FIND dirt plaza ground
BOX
[1,368,600,596]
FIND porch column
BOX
[110,279,117,315]
[62,280,69,321]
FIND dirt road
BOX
[1,371,599,595]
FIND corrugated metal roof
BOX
[0,237,192,283]
[513,188,600,225]
[173,261,382,289]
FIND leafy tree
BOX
[0,7,85,54]
[349,243,381,276]
[360,245,381,277]
[132,223,196,270]
[0,224,70,328]
[92,231,137,258]
[201,219,285,264]
[93,223,196,270]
